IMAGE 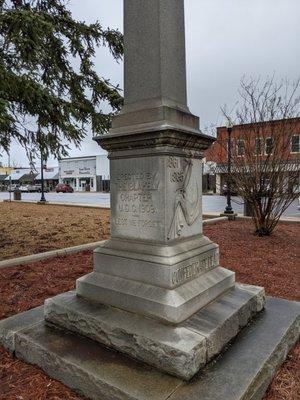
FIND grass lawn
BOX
[0,220,299,399]
[0,202,110,261]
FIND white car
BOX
[19,185,29,192]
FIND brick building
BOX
[204,118,300,194]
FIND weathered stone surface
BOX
[109,0,200,137]
[14,322,182,400]
[86,0,226,330]
[93,235,219,289]
[87,133,225,324]
[109,154,204,242]
[45,291,207,380]
[45,283,263,380]
[76,267,235,324]
[0,305,44,352]
[123,0,188,112]
[169,297,300,400]
[182,283,266,360]
[1,297,298,400]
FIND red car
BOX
[55,183,74,193]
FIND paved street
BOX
[0,191,299,218]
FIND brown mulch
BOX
[0,202,110,261]
[0,251,93,320]
[0,346,84,400]
[0,220,299,399]
[204,220,300,301]
[264,344,300,400]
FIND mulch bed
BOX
[0,220,299,399]
[204,220,300,301]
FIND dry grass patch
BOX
[0,202,110,261]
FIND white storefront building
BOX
[59,155,109,192]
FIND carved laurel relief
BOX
[167,157,201,240]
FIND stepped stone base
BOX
[76,267,235,325]
[0,297,299,400]
[45,283,264,380]
[77,236,236,325]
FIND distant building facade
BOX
[2,166,59,191]
[5,168,37,186]
[0,165,13,176]
[0,165,13,190]
[35,167,59,191]
[204,118,300,194]
[59,155,110,192]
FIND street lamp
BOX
[40,152,46,203]
[223,120,235,216]
[8,148,12,202]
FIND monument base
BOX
[0,297,299,400]
[44,283,265,380]
[220,212,238,221]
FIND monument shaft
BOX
[124,0,188,112]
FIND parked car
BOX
[55,183,74,193]
[19,184,30,192]
[7,184,20,192]
[28,184,49,193]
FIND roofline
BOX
[217,117,300,131]
[59,155,107,161]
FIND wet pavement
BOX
[1,192,299,218]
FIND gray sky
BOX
[2,0,300,167]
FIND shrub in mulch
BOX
[0,220,299,399]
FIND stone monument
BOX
[44,0,264,379]
[1,1,298,400]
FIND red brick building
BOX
[204,118,300,194]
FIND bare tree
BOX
[208,76,300,236]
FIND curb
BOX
[1,199,109,210]
[235,215,300,224]
[203,216,228,224]
[0,241,105,270]
[203,212,300,224]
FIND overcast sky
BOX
[2,0,300,167]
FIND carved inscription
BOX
[115,218,162,228]
[172,252,218,285]
[116,172,159,191]
[168,156,184,183]
[114,170,161,231]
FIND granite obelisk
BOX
[72,0,235,324]
[45,0,265,380]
